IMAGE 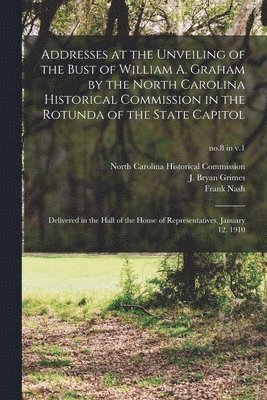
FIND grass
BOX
[162,336,214,368]
[31,344,68,357]
[138,376,165,387]
[190,372,205,382]
[101,372,130,392]
[30,344,73,369]
[63,392,85,399]
[118,310,193,339]
[102,372,120,387]
[155,315,192,337]
[40,358,72,368]
[49,346,68,357]
[163,347,196,367]
[27,371,84,398]
[234,388,257,400]
[23,254,159,296]
[23,254,267,399]
[28,372,66,384]
[131,354,143,365]
[23,254,160,320]
[183,342,213,356]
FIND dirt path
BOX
[23,315,266,399]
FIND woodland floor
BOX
[23,309,267,400]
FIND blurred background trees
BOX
[22,0,267,36]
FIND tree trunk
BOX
[166,0,183,34]
[182,252,196,301]
[106,0,129,35]
[228,0,260,35]
[262,0,267,25]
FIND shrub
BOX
[107,259,141,310]
[226,253,265,301]
[147,253,265,309]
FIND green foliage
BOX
[147,253,265,309]
[28,372,66,384]
[191,372,204,382]
[183,0,236,34]
[193,253,230,308]
[78,297,87,306]
[183,342,213,356]
[163,347,195,367]
[156,315,192,338]
[23,255,158,296]
[23,0,267,37]
[22,296,98,322]
[23,254,159,319]
[107,259,142,310]
[131,354,142,365]
[255,308,267,332]
[120,259,140,299]
[118,308,193,339]
[226,253,265,301]
[147,254,184,306]
[234,388,257,400]
[102,372,119,387]
[40,358,72,368]
[48,346,68,357]
[104,252,265,311]
[31,344,68,357]
[138,376,165,387]
[163,340,213,368]
[51,1,78,35]
[63,391,84,400]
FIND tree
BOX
[23,1,267,36]
[182,252,197,301]
[228,0,260,35]
[106,0,130,35]
[262,0,267,25]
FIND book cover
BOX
[22,1,267,399]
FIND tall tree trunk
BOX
[182,252,196,301]
[262,0,267,25]
[166,0,183,34]
[228,0,260,35]
[106,0,129,35]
